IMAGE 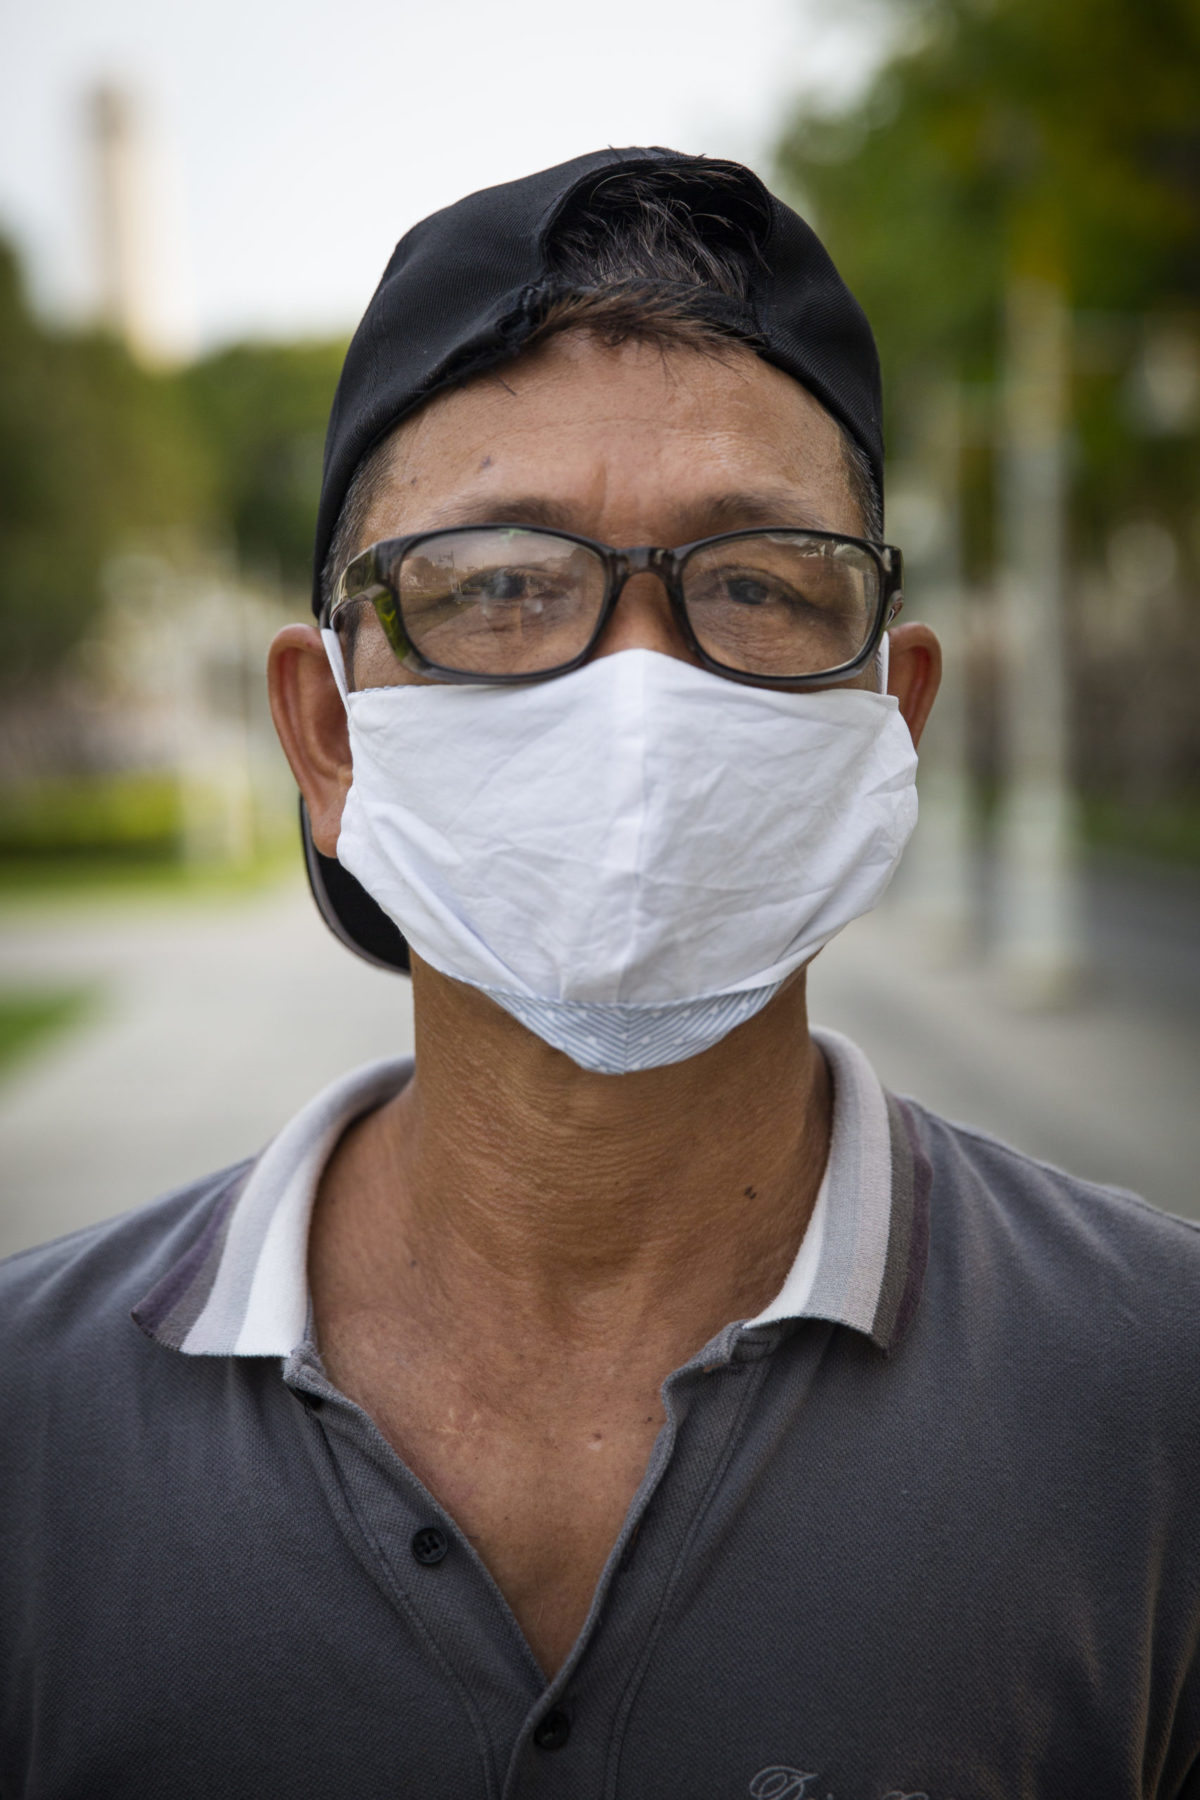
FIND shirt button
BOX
[533,1709,571,1750]
[410,1526,449,1566]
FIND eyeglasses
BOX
[326,523,903,688]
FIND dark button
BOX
[410,1526,449,1566]
[533,1708,571,1751]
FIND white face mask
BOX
[324,638,917,1075]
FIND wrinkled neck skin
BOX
[313,953,831,1368]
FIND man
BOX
[2,149,1198,1798]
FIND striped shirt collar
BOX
[133,1028,928,1359]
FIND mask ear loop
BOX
[321,627,350,708]
[876,629,891,695]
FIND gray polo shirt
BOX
[2,1029,1199,1798]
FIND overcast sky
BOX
[0,0,889,354]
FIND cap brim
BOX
[299,797,410,974]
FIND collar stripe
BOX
[132,1032,926,1361]
[872,1095,932,1351]
[132,1170,246,1350]
[804,1031,895,1337]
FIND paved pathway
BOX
[0,880,414,1257]
[1,866,1196,1260]
[810,904,1199,1219]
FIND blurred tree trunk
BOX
[994,267,1084,996]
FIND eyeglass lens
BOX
[338,526,881,684]
[680,534,879,677]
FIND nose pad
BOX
[590,570,697,665]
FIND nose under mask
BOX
[324,637,917,1074]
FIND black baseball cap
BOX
[303,146,884,975]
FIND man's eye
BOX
[472,569,528,603]
[461,566,567,605]
[698,569,801,609]
[722,575,778,608]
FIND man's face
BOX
[343,330,874,691]
[272,326,939,864]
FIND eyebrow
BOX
[700,490,836,535]
[399,489,840,543]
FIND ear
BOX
[886,621,942,748]
[267,624,352,856]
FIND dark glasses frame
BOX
[324,523,904,689]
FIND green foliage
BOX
[0,766,298,894]
[0,247,345,694]
[774,0,1200,818]
[0,986,94,1077]
[1082,792,1200,865]
[0,772,181,859]
[0,247,210,687]
[181,340,345,587]
[776,0,1200,376]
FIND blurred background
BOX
[1,0,1197,1254]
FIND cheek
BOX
[341,610,437,691]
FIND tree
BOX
[774,0,1200,824]
[0,244,210,689]
[0,240,347,696]
[775,0,1200,390]
[181,340,345,591]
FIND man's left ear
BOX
[885,622,942,748]
[267,623,354,855]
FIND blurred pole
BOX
[892,381,973,958]
[89,84,154,359]
[994,274,1084,1001]
[87,82,193,363]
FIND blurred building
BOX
[96,551,294,865]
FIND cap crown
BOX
[312,147,883,613]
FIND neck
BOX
[315,956,831,1358]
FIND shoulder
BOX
[901,1096,1200,1396]
[0,1162,251,1389]
[907,1095,1200,1266]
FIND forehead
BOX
[356,333,860,549]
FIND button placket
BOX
[292,1369,545,1788]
